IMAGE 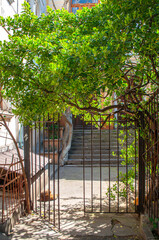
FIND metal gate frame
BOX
[82,113,139,214]
[24,114,61,229]
[23,93,158,228]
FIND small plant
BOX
[45,123,59,139]
[106,121,138,202]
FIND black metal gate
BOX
[24,114,62,229]
[81,114,139,214]
[144,90,159,222]
[24,110,148,229]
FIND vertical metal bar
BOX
[48,114,51,222]
[31,128,34,210]
[153,92,157,220]
[11,160,14,211]
[2,186,5,222]
[43,117,46,218]
[152,93,155,220]
[39,119,41,216]
[157,91,159,219]
[109,117,111,212]
[24,125,31,207]
[83,114,86,213]
[35,122,37,212]
[17,159,20,206]
[58,113,60,229]
[135,121,137,212]
[117,114,119,212]
[91,115,93,212]
[126,116,128,212]
[148,101,151,217]
[138,111,145,214]
[53,114,55,226]
[8,184,10,217]
[100,115,102,212]
[16,158,18,207]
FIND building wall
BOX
[46,0,70,11]
[0,0,24,41]
[27,0,46,16]
[0,0,75,153]
[0,0,25,152]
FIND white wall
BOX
[0,0,70,152]
[28,0,46,16]
[0,0,25,41]
[47,0,70,11]
[0,0,25,151]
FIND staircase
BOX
[67,128,124,166]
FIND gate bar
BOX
[138,111,145,213]
[24,125,31,205]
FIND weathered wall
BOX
[46,0,70,11]
[0,0,25,151]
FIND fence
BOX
[23,90,158,231]
[0,155,24,223]
[80,114,139,213]
[143,89,159,224]
[24,114,64,229]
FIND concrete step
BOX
[70,144,120,149]
[71,139,120,142]
[66,159,124,165]
[68,128,135,165]
[69,153,123,159]
[69,149,121,154]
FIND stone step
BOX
[66,159,124,165]
[70,144,124,149]
[69,149,121,154]
[72,136,118,142]
[72,134,134,139]
[68,154,123,160]
[73,129,118,132]
[68,128,135,165]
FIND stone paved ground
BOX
[0,213,141,240]
[0,166,142,239]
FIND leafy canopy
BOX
[0,0,158,123]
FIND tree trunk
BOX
[59,110,73,166]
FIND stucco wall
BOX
[0,0,25,151]
[0,0,71,152]
[46,0,70,11]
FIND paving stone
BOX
[1,166,142,240]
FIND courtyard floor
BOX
[0,166,142,240]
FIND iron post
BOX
[138,111,145,214]
[24,125,31,206]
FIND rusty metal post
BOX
[138,112,145,213]
[24,125,31,205]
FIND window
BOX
[71,0,99,13]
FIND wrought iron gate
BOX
[81,114,139,213]
[144,90,159,222]
[24,114,61,229]
[24,109,152,229]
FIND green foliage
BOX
[106,123,138,200]
[149,217,159,231]
[0,1,158,123]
